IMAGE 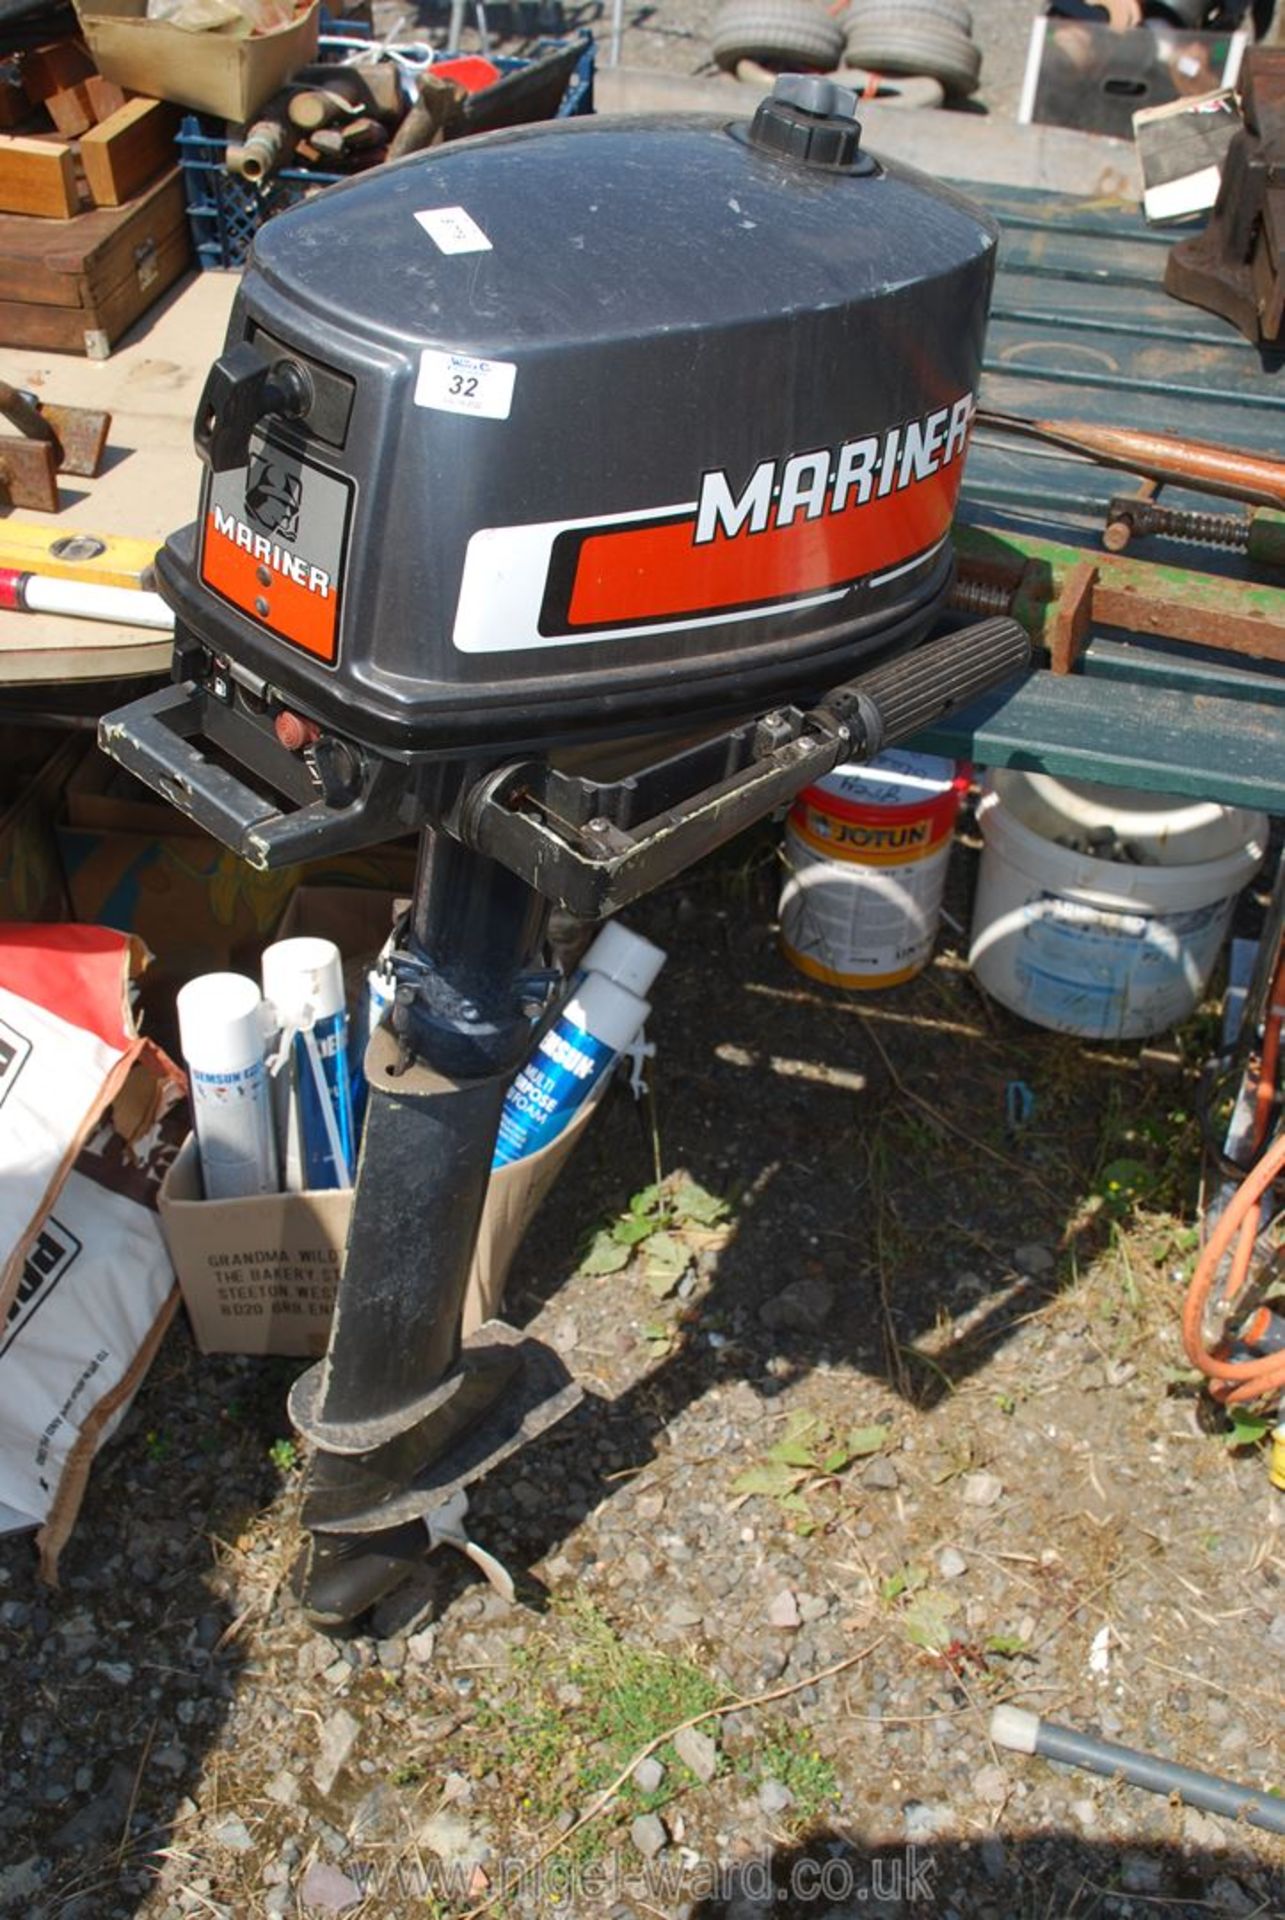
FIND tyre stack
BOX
[710,0,981,102]
[711,0,847,76]
[841,0,981,100]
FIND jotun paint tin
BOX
[780,749,968,990]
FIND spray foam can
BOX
[262,937,357,1191]
[176,972,278,1200]
[493,922,666,1169]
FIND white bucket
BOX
[969,771,1269,1039]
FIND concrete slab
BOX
[594,68,1141,199]
[0,268,238,682]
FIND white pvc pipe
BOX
[992,1707,1285,1837]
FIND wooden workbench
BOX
[918,183,1284,814]
[0,269,236,683]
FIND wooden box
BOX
[0,164,190,357]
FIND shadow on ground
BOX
[454,826,1204,1580]
[0,1338,298,1918]
[686,1829,1284,1919]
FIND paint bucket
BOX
[969,771,1268,1039]
[779,748,968,989]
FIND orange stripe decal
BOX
[566,463,961,629]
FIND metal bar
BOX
[976,411,1285,510]
[988,303,1265,352]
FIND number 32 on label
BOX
[414,348,517,422]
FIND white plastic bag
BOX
[0,928,186,1577]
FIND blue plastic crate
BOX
[177,36,595,271]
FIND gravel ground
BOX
[4,827,1282,1920]
[4,8,1284,1920]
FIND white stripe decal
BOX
[452,511,941,655]
[868,532,951,589]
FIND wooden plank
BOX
[19,41,95,106]
[84,75,128,123]
[911,671,1285,813]
[44,83,95,139]
[0,628,171,683]
[0,135,76,218]
[80,98,177,209]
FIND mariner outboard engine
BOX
[102,76,1030,1627]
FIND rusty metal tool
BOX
[950,522,1285,673]
[1102,495,1285,567]
[1165,47,1285,349]
[975,408,1285,513]
[0,379,112,512]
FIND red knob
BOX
[274,710,320,752]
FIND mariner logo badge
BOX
[245,454,302,542]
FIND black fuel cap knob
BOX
[748,73,866,171]
[194,342,313,473]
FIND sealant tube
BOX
[176,972,278,1200]
[350,961,397,1136]
[493,972,650,1169]
[262,937,356,1191]
[991,1706,1285,1836]
[0,568,174,630]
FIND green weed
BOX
[473,1600,725,1860]
[744,1724,839,1832]
[578,1174,731,1299]
[731,1408,890,1532]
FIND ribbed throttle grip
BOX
[827,616,1031,757]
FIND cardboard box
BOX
[274,884,404,954]
[463,1081,605,1337]
[57,747,416,979]
[0,731,85,921]
[74,0,320,123]
[159,1137,345,1355]
[160,1089,603,1355]
[157,878,609,1356]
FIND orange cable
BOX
[1182,1128,1285,1407]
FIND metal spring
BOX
[948,575,1013,617]
[1106,503,1244,549]
[1122,505,1250,549]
